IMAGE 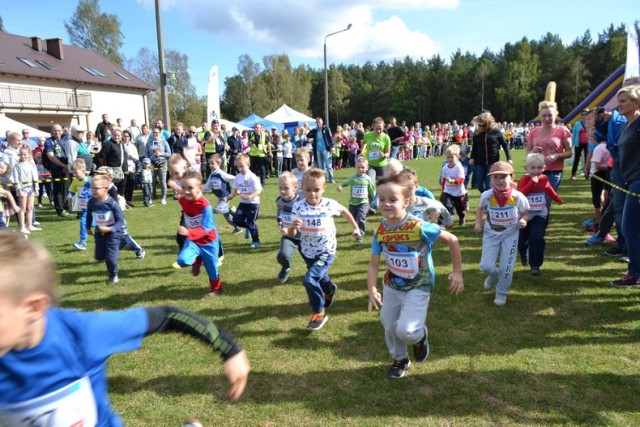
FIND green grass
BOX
[32,150,640,426]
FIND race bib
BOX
[488,205,518,227]
[184,213,203,228]
[211,179,222,190]
[239,184,251,194]
[383,248,420,280]
[94,211,114,227]
[368,150,381,161]
[351,185,367,199]
[78,196,89,209]
[301,215,325,236]
[0,376,98,427]
[280,212,295,228]
[527,193,545,212]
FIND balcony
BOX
[0,85,92,112]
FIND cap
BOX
[141,157,151,164]
[232,127,238,131]
[71,125,86,133]
[487,161,514,176]
[211,119,219,124]
[581,108,590,114]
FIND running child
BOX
[287,168,361,331]
[168,154,189,250]
[204,154,241,234]
[11,146,39,234]
[402,167,454,229]
[275,172,303,284]
[337,155,375,242]
[367,172,463,379]
[229,154,262,248]
[439,144,468,226]
[517,153,563,276]
[0,231,249,426]
[291,147,311,196]
[176,170,224,296]
[67,159,92,250]
[86,174,124,283]
[474,161,529,306]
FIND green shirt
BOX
[340,173,375,206]
[363,131,391,167]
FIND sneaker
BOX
[172,261,182,269]
[217,255,224,268]
[459,217,466,226]
[324,282,338,309]
[620,255,630,263]
[570,175,576,180]
[37,203,43,209]
[483,275,498,290]
[306,312,328,331]
[356,236,363,243]
[388,358,411,379]
[521,255,528,266]
[244,229,250,239]
[20,227,30,234]
[107,274,119,284]
[135,249,146,260]
[585,233,605,246]
[250,241,261,249]
[611,274,640,287]
[207,289,223,296]
[191,260,203,277]
[531,266,541,276]
[605,247,624,258]
[583,218,596,228]
[494,293,507,306]
[604,233,616,243]
[161,198,167,205]
[27,226,42,232]
[57,211,70,218]
[33,221,41,227]
[73,242,86,250]
[277,267,291,284]
[413,332,430,362]
[232,227,243,235]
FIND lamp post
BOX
[155,0,170,131]
[324,23,352,129]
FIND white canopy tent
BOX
[264,104,316,127]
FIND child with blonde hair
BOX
[204,154,240,234]
[11,145,40,234]
[0,163,20,228]
[67,159,92,250]
[275,172,303,283]
[229,154,263,248]
[291,147,311,195]
[337,156,375,242]
[367,172,463,378]
[0,231,249,425]
[440,144,468,226]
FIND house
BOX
[0,31,154,134]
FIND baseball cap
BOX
[71,125,86,133]
[141,157,151,164]
[487,161,514,176]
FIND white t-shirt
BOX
[441,161,467,197]
[291,197,342,258]
[477,189,529,235]
[590,143,610,175]
[232,171,262,204]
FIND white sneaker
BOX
[483,275,498,290]
[28,226,42,231]
[20,227,30,234]
[161,198,167,205]
[494,293,507,306]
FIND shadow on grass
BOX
[108,368,640,425]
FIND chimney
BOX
[31,37,45,52]
[45,38,64,61]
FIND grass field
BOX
[30,149,640,426]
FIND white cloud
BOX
[135,0,456,65]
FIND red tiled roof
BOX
[0,32,154,91]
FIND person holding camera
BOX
[146,127,171,204]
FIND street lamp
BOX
[324,23,352,129]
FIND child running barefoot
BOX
[517,153,563,275]
[11,146,39,234]
[86,174,124,284]
[337,156,375,243]
[176,170,224,295]
[287,168,361,331]
[275,172,303,284]
[0,231,249,426]
[474,162,529,306]
[367,172,464,379]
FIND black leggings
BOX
[571,144,588,176]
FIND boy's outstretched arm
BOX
[437,230,464,295]
[367,254,382,311]
[145,306,249,400]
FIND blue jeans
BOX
[390,145,401,159]
[473,163,493,193]
[610,167,627,251]
[622,179,640,277]
[518,215,547,268]
[302,252,335,313]
[78,209,87,244]
[315,149,334,183]
[277,237,301,270]
[543,170,563,210]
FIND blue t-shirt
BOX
[0,307,147,427]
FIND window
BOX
[35,60,57,71]
[114,71,130,80]
[81,66,106,77]
[18,57,40,68]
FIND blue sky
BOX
[1,0,635,96]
